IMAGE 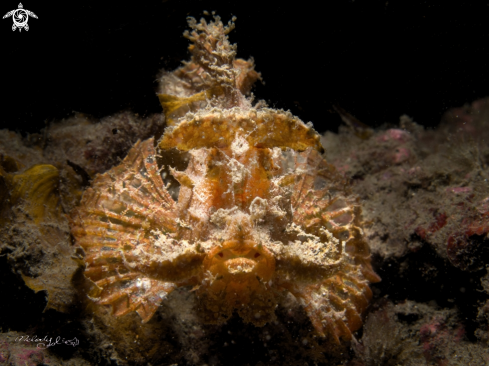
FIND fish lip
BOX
[225,258,257,274]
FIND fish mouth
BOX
[202,239,276,283]
[225,258,257,274]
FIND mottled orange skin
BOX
[169,145,283,324]
[69,15,380,343]
[200,237,276,324]
[175,147,276,240]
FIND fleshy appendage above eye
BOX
[158,108,323,153]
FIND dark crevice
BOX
[0,256,46,332]
[372,243,487,342]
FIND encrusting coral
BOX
[69,14,380,343]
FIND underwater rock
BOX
[353,300,489,366]
[41,112,164,177]
[322,99,489,366]
[322,100,489,264]
[0,159,82,313]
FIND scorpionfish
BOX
[70,14,380,342]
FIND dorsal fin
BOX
[157,15,323,153]
[157,15,260,122]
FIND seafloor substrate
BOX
[0,99,488,366]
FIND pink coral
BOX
[420,317,465,365]
[375,128,412,144]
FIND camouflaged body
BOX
[69,15,380,343]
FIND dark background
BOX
[1,0,488,135]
